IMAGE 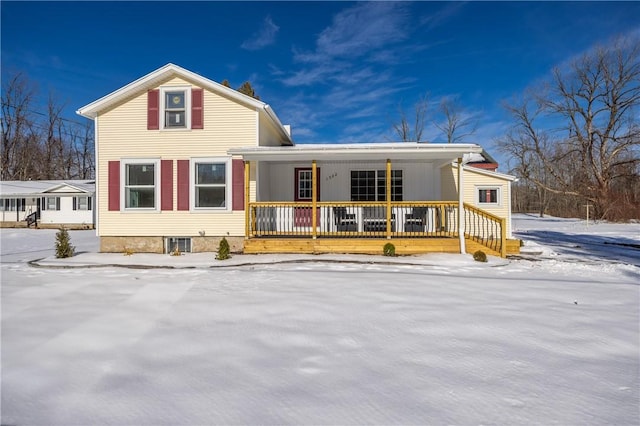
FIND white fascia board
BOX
[229,143,482,161]
[263,105,294,145]
[76,64,292,145]
[77,63,265,118]
[43,183,93,194]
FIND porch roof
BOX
[229,142,483,162]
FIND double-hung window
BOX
[192,158,229,209]
[351,170,403,201]
[123,160,159,210]
[73,196,92,211]
[42,196,60,211]
[161,87,190,129]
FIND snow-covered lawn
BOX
[1,215,639,425]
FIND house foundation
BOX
[100,236,244,254]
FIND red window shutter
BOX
[177,160,190,211]
[191,88,203,129]
[232,159,245,211]
[161,160,173,211]
[148,89,159,130]
[108,161,120,211]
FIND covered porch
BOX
[229,143,519,258]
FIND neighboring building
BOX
[78,64,519,257]
[0,180,95,229]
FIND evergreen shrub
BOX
[383,242,396,257]
[216,237,231,260]
[55,227,75,258]
[473,250,487,262]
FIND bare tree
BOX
[1,71,96,181]
[499,36,640,220]
[1,73,38,180]
[71,120,95,179]
[434,96,478,143]
[392,94,429,142]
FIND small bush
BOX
[383,242,396,257]
[216,237,231,260]
[170,246,182,256]
[123,247,134,256]
[473,250,487,262]
[55,227,75,258]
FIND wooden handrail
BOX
[246,200,507,257]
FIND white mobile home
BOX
[0,180,95,229]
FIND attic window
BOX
[165,91,185,127]
[161,87,190,129]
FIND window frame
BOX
[165,237,192,254]
[350,169,403,202]
[43,196,60,211]
[121,158,161,212]
[73,195,92,211]
[160,86,191,130]
[190,157,232,212]
[295,168,313,201]
[476,186,501,207]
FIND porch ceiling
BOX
[228,143,483,162]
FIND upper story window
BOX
[165,91,186,128]
[160,87,191,130]
[148,87,203,131]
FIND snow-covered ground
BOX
[1,214,639,425]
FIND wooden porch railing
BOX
[248,201,507,257]
[463,202,507,257]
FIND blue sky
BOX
[2,1,639,163]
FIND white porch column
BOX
[312,160,317,239]
[386,159,392,239]
[458,157,466,254]
[244,160,250,239]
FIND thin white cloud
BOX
[274,2,437,142]
[241,16,279,51]
[420,2,466,32]
[315,2,410,59]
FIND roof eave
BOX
[228,143,482,161]
[76,63,266,119]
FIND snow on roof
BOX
[0,180,95,197]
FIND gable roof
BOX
[76,63,293,144]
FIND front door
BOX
[294,167,320,227]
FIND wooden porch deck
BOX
[244,237,521,257]
[245,201,517,257]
